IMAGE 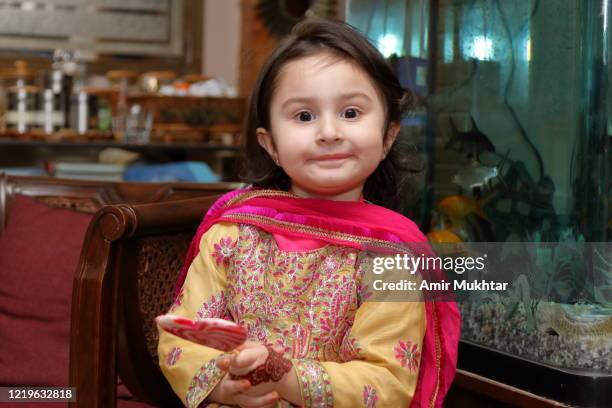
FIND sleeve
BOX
[157,222,240,408]
[292,300,426,408]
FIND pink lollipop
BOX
[156,314,247,351]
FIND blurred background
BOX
[0,0,608,240]
[0,1,610,406]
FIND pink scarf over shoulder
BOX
[175,188,460,408]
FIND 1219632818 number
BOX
[0,387,75,402]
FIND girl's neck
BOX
[289,183,364,202]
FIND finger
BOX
[252,402,278,408]
[235,391,279,408]
[241,381,277,397]
[216,355,231,371]
[228,353,244,372]
[223,378,251,395]
[232,347,263,371]
[228,358,256,377]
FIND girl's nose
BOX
[316,115,342,143]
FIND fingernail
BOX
[241,380,251,389]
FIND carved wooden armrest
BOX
[69,196,220,408]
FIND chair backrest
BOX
[0,172,242,236]
[118,226,198,406]
[70,195,223,408]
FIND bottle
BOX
[38,88,63,133]
[107,70,137,141]
[5,61,39,134]
[45,50,75,129]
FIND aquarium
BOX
[347,0,611,405]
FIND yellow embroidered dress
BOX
[158,222,426,408]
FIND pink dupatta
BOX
[175,188,460,408]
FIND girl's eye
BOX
[296,111,315,122]
[342,108,360,119]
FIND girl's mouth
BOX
[313,154,351,161]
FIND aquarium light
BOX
[472,36,493,61]
[604,0,609,33]
[377,34,400,58]
[526,39,531,62]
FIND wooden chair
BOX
[69,195,223,407]
[0,173,242,235]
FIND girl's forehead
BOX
[278,53,363,82]
[272,53,383,101]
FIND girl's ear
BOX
[256,127,280,164]
[382,122,401,159]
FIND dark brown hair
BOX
[240,18,418,212]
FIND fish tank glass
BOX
[347,0,611,405]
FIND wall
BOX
[203,0,241,90]
[203,0,346,96]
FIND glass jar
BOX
[42,68,73,129]
[38,88,63,133]
[6,85,39,134]
[140,71,176,94]
[3,60,38,134]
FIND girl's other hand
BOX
[211,344,280,407]
[208,374,279,407]
[228,341,271,376]
[215,341,267,374]
[208,373,250,405]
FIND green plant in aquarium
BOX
[591,248,612,309]
[501,229,586,331]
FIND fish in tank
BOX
[346,0,611,405]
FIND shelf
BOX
[0,137,241,152]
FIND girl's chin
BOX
[290,181,364,199]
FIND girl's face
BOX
[257,52,399,201]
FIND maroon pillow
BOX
[0,195,92,387]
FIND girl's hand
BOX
[207,373,251,405]
[208,374,279,407]
[223,346,302,407]
[210,344,280,407]
[227,341,271,376]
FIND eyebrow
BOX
[280,92,373,108]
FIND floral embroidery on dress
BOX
[393,340,421,372]
[270,323,310,357]
[362,384,378,408]
[321,256,340,275]
[212,236,237,267]
[339,332,363,362]
[292,359,333,408]
[196,292,228,320]
[185,359,226,408]
[166,346,182,366]
[226,225,362,361]
[356,254,374,303]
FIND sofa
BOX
[0,174,238,407]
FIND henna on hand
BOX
[229,345,292,386]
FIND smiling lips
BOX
[313,153,351,161]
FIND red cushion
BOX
[117,382,157,407]
[118,399,157,408]
[0,195,92,387]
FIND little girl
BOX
[158,19,459,408]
